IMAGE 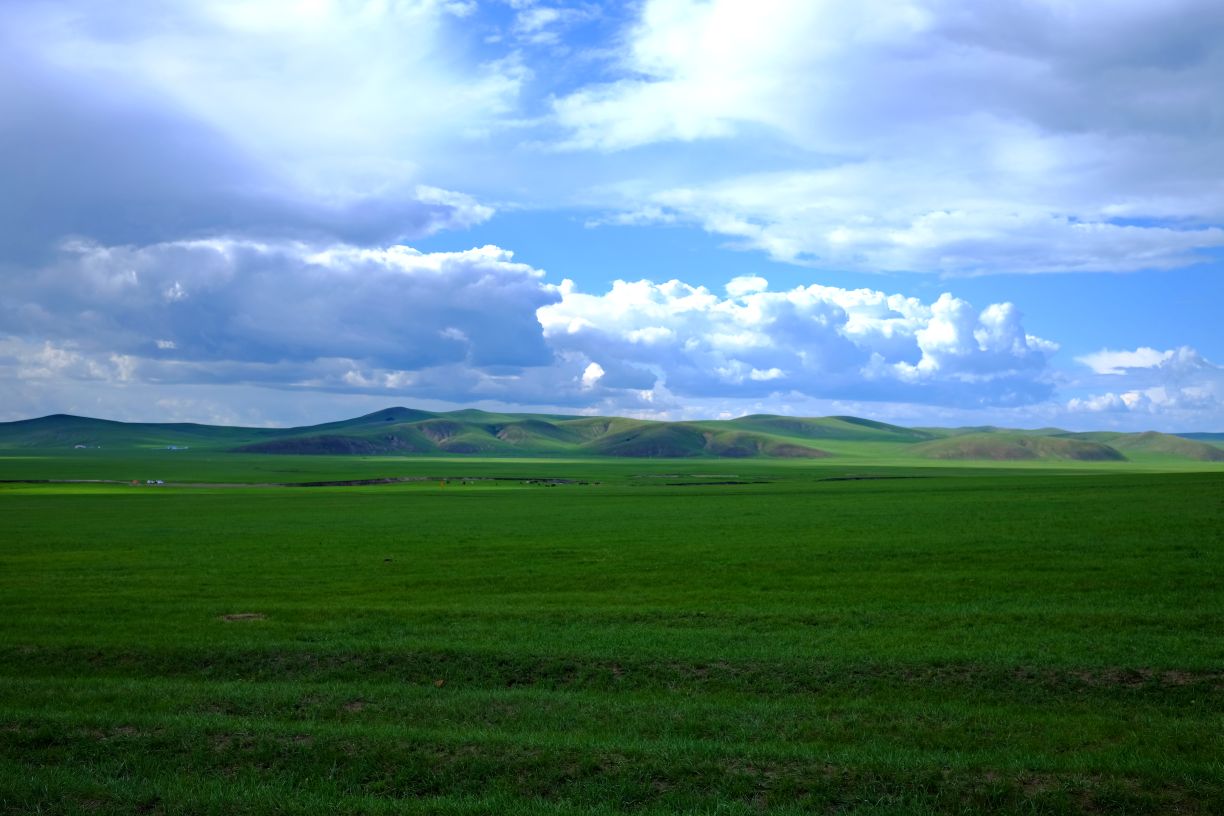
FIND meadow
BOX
[1,450,1222,814]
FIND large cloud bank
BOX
[0,0,507,261]
[555,0,1224,274]
[3,238,1058,414]
[539,277,1057,406]
[5,237,1222,428]
[6,0,1222,277]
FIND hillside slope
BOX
[1,408,1221,462]
[910,434,1126,462]
[1063,431,1224,462]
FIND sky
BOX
[2,0,1223,430]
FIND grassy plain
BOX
[1,450,1222,814]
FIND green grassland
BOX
[1,433,1222,815]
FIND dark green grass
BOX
[1,459,1222,814]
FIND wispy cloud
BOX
[553,0,1224,275]
[0,0,511,260]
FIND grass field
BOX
[2,451,1222,814]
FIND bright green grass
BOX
[1,453,1222,814]
[2,444,1221,487]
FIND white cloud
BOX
[0,192,1215,429]
[1067,346,1224,422]
[3,239,560,376]
[539,277,1056,404]
[749,367,784,381]
[513,6,572,45]
[637,172,1224,274]
[555,0,1224,274]
[3,237,1061,415]
[8,0,1222,280]
[1077,347,1176,375]
[580,361,605,388]
[553,0,927,151]
[1066,392,1135,413]
[889,295,1057,382]
[0,0,510,259]
[725,275,768,297]
[22,0,524,190]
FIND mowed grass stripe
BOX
[6,770,1212,816]
[1,675,1219,771]
[4,645,1223,699]
[4,710,1222,815]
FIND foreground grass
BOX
[1,458,1222,814]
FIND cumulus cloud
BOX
[539,277,1056,405]
[580,362,606,389]
[725,276,768,297]
[2,239,559,375]
[555,0,1224,274]
[1067,346,1224,421]
[6,236,1221,430]
[2,239,1062,416]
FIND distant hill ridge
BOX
[0,408,1222,462]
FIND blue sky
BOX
[1,0,1222,430]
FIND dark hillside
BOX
[912,434,1126,462]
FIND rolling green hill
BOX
[0,413,284,449]
[1063,430,1224,461]
[723,414,934,443]
[1,408,1223,463]
[911,433,1126,462]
